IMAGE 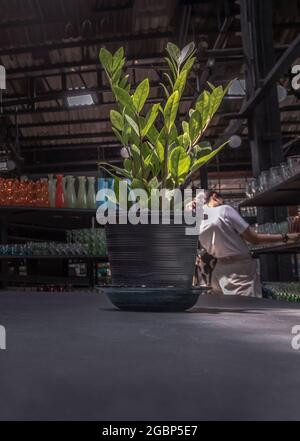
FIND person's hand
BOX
[287,233,300,242]
[185,198,196,211]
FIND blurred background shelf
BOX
[252,243,300,255]
[0,255,108,260]
[239,172,300,207]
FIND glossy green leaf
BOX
[164,57,177,81]
[99,48,113,73]
[163,72,174,89]
[133,78,149,113]
[113,47,124,70]
[142,103,160,137]
[146,125,159,145]
[111,127,124,145]
[160,82,170,99]
[209,86,225,118]
[173,69,187,98]
[112,86,135,113]
[164,91,179,133]
[166,43,180,63]
[124,158,132,173]
[125,114,140,137]
[110,110,124,131]
[178,42,195,65]
[169,146,191,179]
[190,141,229,172]
[155,139,164,163]
[182,56,196,75]
[189,109,201,143]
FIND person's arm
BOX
[241,227,300,245]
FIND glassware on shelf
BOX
[245,180,254,198]
[280,162,292,181]
[258,171,270,193]
[87,177,96,209]
[77,176,87,209]
[48,174,56,208]
[66,228,107,256]
[250,179,259,198]
[263,282,300,302]
[35,179,50,207]
[66,176,77,208]
[55,175,65,208]
[287,155,300,176]
[269,166,282,187]
[62,176,67,203]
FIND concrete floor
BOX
[0,290,300,421]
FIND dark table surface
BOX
[0,290,300,421]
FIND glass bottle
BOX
[77,176,87,209]
[55,175,65,208]
[87,177,96,209]
[48,174,56,208]
[66,176,77,208]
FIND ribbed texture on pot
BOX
[105,222,198,287]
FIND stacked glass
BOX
[263,282,300,302]
[66,228,107,256]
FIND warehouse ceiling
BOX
[0,0,299,176]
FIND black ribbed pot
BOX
[104,213,200,311]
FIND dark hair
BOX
[204,190,223,204]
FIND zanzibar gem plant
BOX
[99,42,230,200]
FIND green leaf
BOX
[124,158,132,173]
[112,59,125,84]
[125,114,140,137]
[131,144,143,178]
[195,90,211,134]
[112,86,135,113]
[98,163,129,181]
[182,132,191,149]
[160,82,170,99]
[182,56,196,75]
[142,103,160,137]
[164,91,179,133]
[209,86,224,118]
[133,78,149,113]
[146,125,159,145]
[119,74,129,89]
[111,127,124,145]
[191,142,212,160]
[190,141,229,172]
[163,72,174,89]
[178,42,195,65]
[189,109,201,143]
[155,139,164,163]
[173,69,187,98]
[145,150,161,177]
[164,57,177,81]
[110,110,124,131]
[131,178,145,190]
[99,48,113,73]
[182,120,190,137]
[169,146,191,180]
[166,42,180,63]
[113,47,124,70]
[148,176,159,189]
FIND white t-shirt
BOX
[199,204,250,258]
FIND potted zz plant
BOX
[98,42,230,312]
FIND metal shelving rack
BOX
[239,172,300,257]
[0,206,108,288]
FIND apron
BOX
[211,255,262,298]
